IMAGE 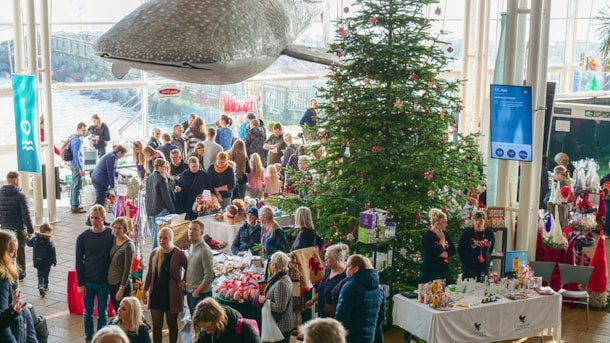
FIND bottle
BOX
[512,257,520,277]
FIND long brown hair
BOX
[228,139,247,178]
[189,117,207,140]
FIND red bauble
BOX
[372,146,379,154]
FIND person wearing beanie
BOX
[231,207,262,255]
[457,211,495,282]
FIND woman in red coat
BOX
[143,227,188,343]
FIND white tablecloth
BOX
[392,292,561,343]
[197,215,294,254]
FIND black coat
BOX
[0,185,34,233]
[26,236,57,270]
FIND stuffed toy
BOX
[131,279,144,301]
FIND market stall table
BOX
[392,292,561,343]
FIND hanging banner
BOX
[12,74,40,173]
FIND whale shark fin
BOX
[111,63,131,79]
[282,44,341,66]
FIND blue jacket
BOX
[216,127,234,151]
[336,269,385,343]
[26,235,57,270]
[70,135,84,169]
[231,222,262,255]
[0,278,37,343]
[91,151,119,188]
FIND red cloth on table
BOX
[535,232,579,291]
[67,267,115,316]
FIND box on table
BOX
[358,226,386,244]
[359,209,388,229]
[161,220,190,249]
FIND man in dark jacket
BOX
[336,254,385,343]
[91,145,127,206]
[231,207,262,255]
[0,171,34,280]
[145,158,176,249]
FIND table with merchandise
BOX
[392,285,561,343]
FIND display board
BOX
[490,84,533,162]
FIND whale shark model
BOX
[93,0,335,84]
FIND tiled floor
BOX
[14,204,610,342]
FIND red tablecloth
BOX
[535,232,578,291]
[67,267,115,316]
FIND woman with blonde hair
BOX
[306,243,348,318]
[257,252,295,343]
[420,208,456,283]
[110,296,151,343]
[246,153,266,200]
[132,140,146,180]
[191,297,260,343]
[301,317,347,343]
[264,164,280,197]
[259,206,289,259]
[91,325,130,343]
[227,139,250,199]
[291,206,322,250]
[143,227,187,343]
[207,152,236,208]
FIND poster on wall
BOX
[490,84,533,162]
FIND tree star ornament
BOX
[338,27,348,38]
[394,98,404,109]
[424,170,434,180]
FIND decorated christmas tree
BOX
[276,0,485,291]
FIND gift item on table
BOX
[215,271,262,302]
[203,234,225,250]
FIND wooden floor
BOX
[18,204,610,342]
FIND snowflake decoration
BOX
[427,190,435,198]
[400,248,408,257]
[369,15,377,26]
[394,98,404,109]
[424,170,434,180]
[435,6,442,16]
[412,253,421,262]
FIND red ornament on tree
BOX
[372,145,379,154]
[410,72,418,82]
[415,211,422,224]
[369,15,378,26]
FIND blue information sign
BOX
[490,84,533,162]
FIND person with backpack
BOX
[191,297,260,343]
[70,122,88,214]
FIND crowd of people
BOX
[0,102,392,342]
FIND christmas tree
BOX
[275,0,484,291]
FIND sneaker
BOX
[71,207,87,214]
[18,272,26,281]
[39,287,46,297]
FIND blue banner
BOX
[12,74,40,173]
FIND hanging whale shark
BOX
[93,0,335,85]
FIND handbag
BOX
[261,300,284,342]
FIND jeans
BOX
[92,182,106,206]
[70,165,83,209]
[186,291,212,316]
[150,208,170,249]
[82,282,109,341]
[37,267,51,289]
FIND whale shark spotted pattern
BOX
[93,0,328,84]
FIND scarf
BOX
[265,271,287,296]
[214,161,229,174]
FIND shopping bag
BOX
[261,300,284,342]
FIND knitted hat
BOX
[588,235,607,292]
[247,207,259,217]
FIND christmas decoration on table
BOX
[224,199,246,224]
[264,0,485,293]
[588,235,608,308]
[215,271,262,302]
[541,205,568,250]
[572,158,601,194]
[193,190,221,214]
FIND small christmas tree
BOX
[277,0,484,291]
